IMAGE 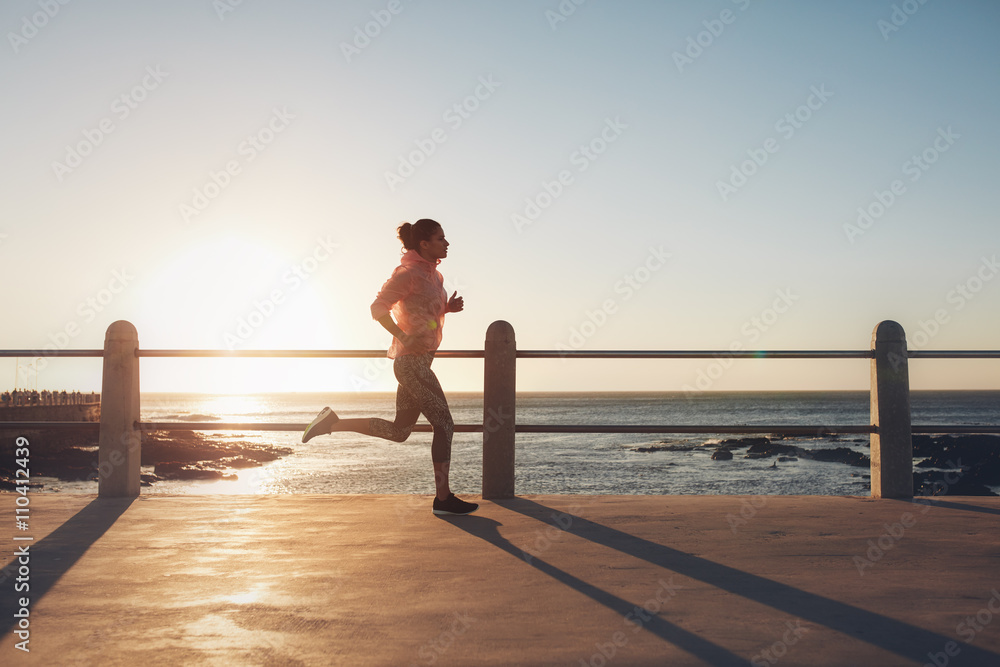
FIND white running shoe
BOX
[302,407,339,443]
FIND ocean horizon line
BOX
[137,388,1000,397]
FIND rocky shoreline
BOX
[633,433,1000,496]
[3,431,997,496]
[0,430,293,490]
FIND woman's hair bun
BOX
[397,219,440,251]
[397,222,413,248]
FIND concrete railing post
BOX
[870,320,913,499]
[99,320,141,498]
[483,320,516,499]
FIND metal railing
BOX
[3,320,998,499]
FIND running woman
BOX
[302,219,478,516]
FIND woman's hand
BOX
[396,331,417,349]
[377,314,416,349]
[447,291,464,313]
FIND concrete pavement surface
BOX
[2,494,1000,666]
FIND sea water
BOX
[35,391,1000,496]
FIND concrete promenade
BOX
[2,494,1000,666]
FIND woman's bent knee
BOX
[391,428,413,443]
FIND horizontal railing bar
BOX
[514,424,878,434]
[136,422,464,432]
[6,422,998,436]
[131,423,877,435]
[0,350,104,358]
[1,349,997,360]
[517,350,876,359]
[908,351,1000,358]
[911,425,1000,434]
[136,349,486,358]
[0,422,101,430]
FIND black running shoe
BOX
[432,493,479,516]
[302,407,338,443]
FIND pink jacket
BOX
[370,250,448,359]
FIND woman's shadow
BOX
[440,497,1000,666]
[437,507,747,665]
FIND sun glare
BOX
[138,233,348,393]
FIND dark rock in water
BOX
[911,434,1000,490]
[777,457,798,462]
[711,448,733,460]
[716,437,771,450]
[634,444,697,453]
[972,456,1000,482]
[141,431,292,465]
[139,472,162,487]
[218,455,266,469]
[809,447,869,467]
[912,435,944,458]
[746,438,803,459]
[914,469,998,497]
[154,461,225,480]
[0,428,292,486]
[0,475,44,491]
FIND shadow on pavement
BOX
[0,497,134,639]
[440,512,747,666]
[492,497,1000,665]
[912,497,1000,517]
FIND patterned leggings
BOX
[368,352,454,463]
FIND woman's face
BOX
[420,227,449,260]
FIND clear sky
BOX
[2,0,998,394]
